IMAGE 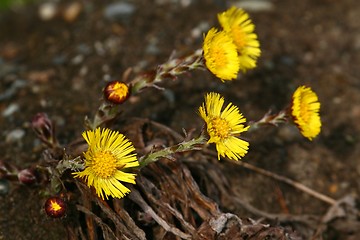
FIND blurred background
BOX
[1,0,359,239]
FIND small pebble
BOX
[94,41,106,56]
[6,128,25,143]
[180,0,192,7]
[0,179,10,196]
[104,2,136,21]
[27,69,55,83]
[71,54,84,65]
[145,37,160,55]
[79,66,88,76]
[72,76,85,91]
[102,64,110,73]
[190,21,210,39]
[76,44,91,55]
[52,54,67,65]
[0,80,27,101]
[63,2,82,22]
[2,103,19,117]
[103,74,111,82]
[233,0,273,12]
[39,2,58,21]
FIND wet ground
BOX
[0,0,360,239]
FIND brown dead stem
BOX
[75,181,146,240]
[132,159,220,239]
[81,190,97,240]
[113,198,146,239]
[136,175,197,234]
[232,159,337,205]
[76,205,120,240]
[128,187,192,239]
[184,154,319,228]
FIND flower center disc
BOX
[211,46,227,68]
[232,28,246,51]
[300,94,311,123]
[210,117,230,139]
[112,83,127,97]
[50,200,62,211]
[299,99,310,122]
[92,151,117,179]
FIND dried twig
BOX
[113,198,146,240]
[76,181,146,240]
[81,191,97,240]
[312,195,360,239]
[186,155,319,228]
[128,188,192,239]
[230,194,319,227]
[77,205,120,240]
[233,160,337,205]
[204,149,337,205]
[137,175,197,235]
[94,194,146,240]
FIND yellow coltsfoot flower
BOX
[199,92,249,160]
[291,86,321,140]
[218,7,261,72]
[73,128,139,200]
[104,81,130,104]
[203,28,240,81]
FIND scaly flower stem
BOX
[248,110,289,132]
[131,49,204,94]
[87,49,204,129]
[139,134,207,168]
[85,101,120,130]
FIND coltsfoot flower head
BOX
[73,128,139,200]
[203,28,240,81]
[44,196,67,218]
[218,7,261,72]
[199,92,249,160]
[104,81,130,104]
[291,86,321,140]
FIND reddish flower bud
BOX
[31,113,58,147]
[104,81,130,104]
[18,168,37,185]
[44,196,67,218]
[32,113,52,139]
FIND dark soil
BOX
[1,0,360,239]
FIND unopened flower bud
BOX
[18,168,37,185]
[32,113,52,138]
[44,196,66,218]
[104,81,130,104]
[31,113,58,147]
